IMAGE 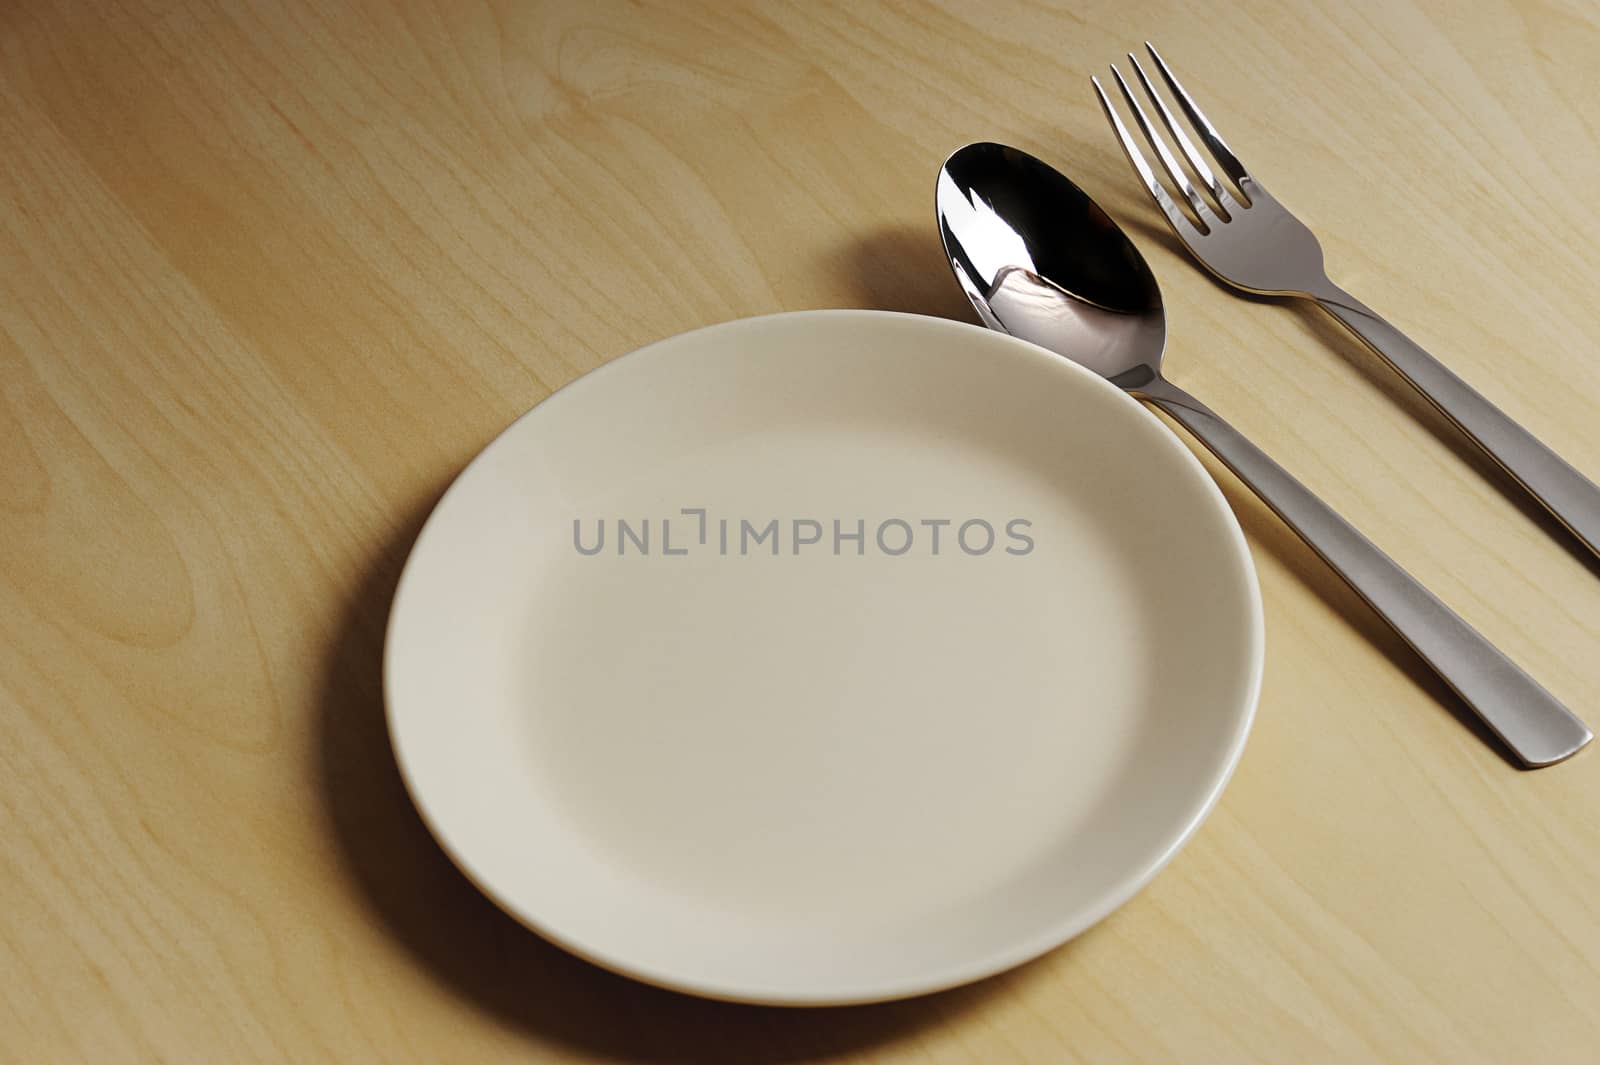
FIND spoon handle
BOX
[1314,283,1600,561]
[1140,375,1591,768]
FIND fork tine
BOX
[1127,52,1237,216]
[1091,74,1205,242]
[1144,42,1251,197]
[1107,64,1216,230]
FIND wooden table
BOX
[5,1,1599,1060]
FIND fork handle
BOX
[1313,284,1600,559]
[1140,375,1591,768]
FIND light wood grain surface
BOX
[4,0,1599,1060]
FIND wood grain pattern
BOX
[3,0,1599,1060]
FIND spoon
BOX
[936,141,1590,768]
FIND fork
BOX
[1093,43,1600,563]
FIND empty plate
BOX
[385,310,1263,1005]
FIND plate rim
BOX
[383,308,1265,1005]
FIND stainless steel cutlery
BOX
[937,142,1591,768]
[1093,43,1600,563]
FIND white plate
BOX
[385,310,1262,1005]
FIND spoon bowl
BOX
[937,142,1164,386]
